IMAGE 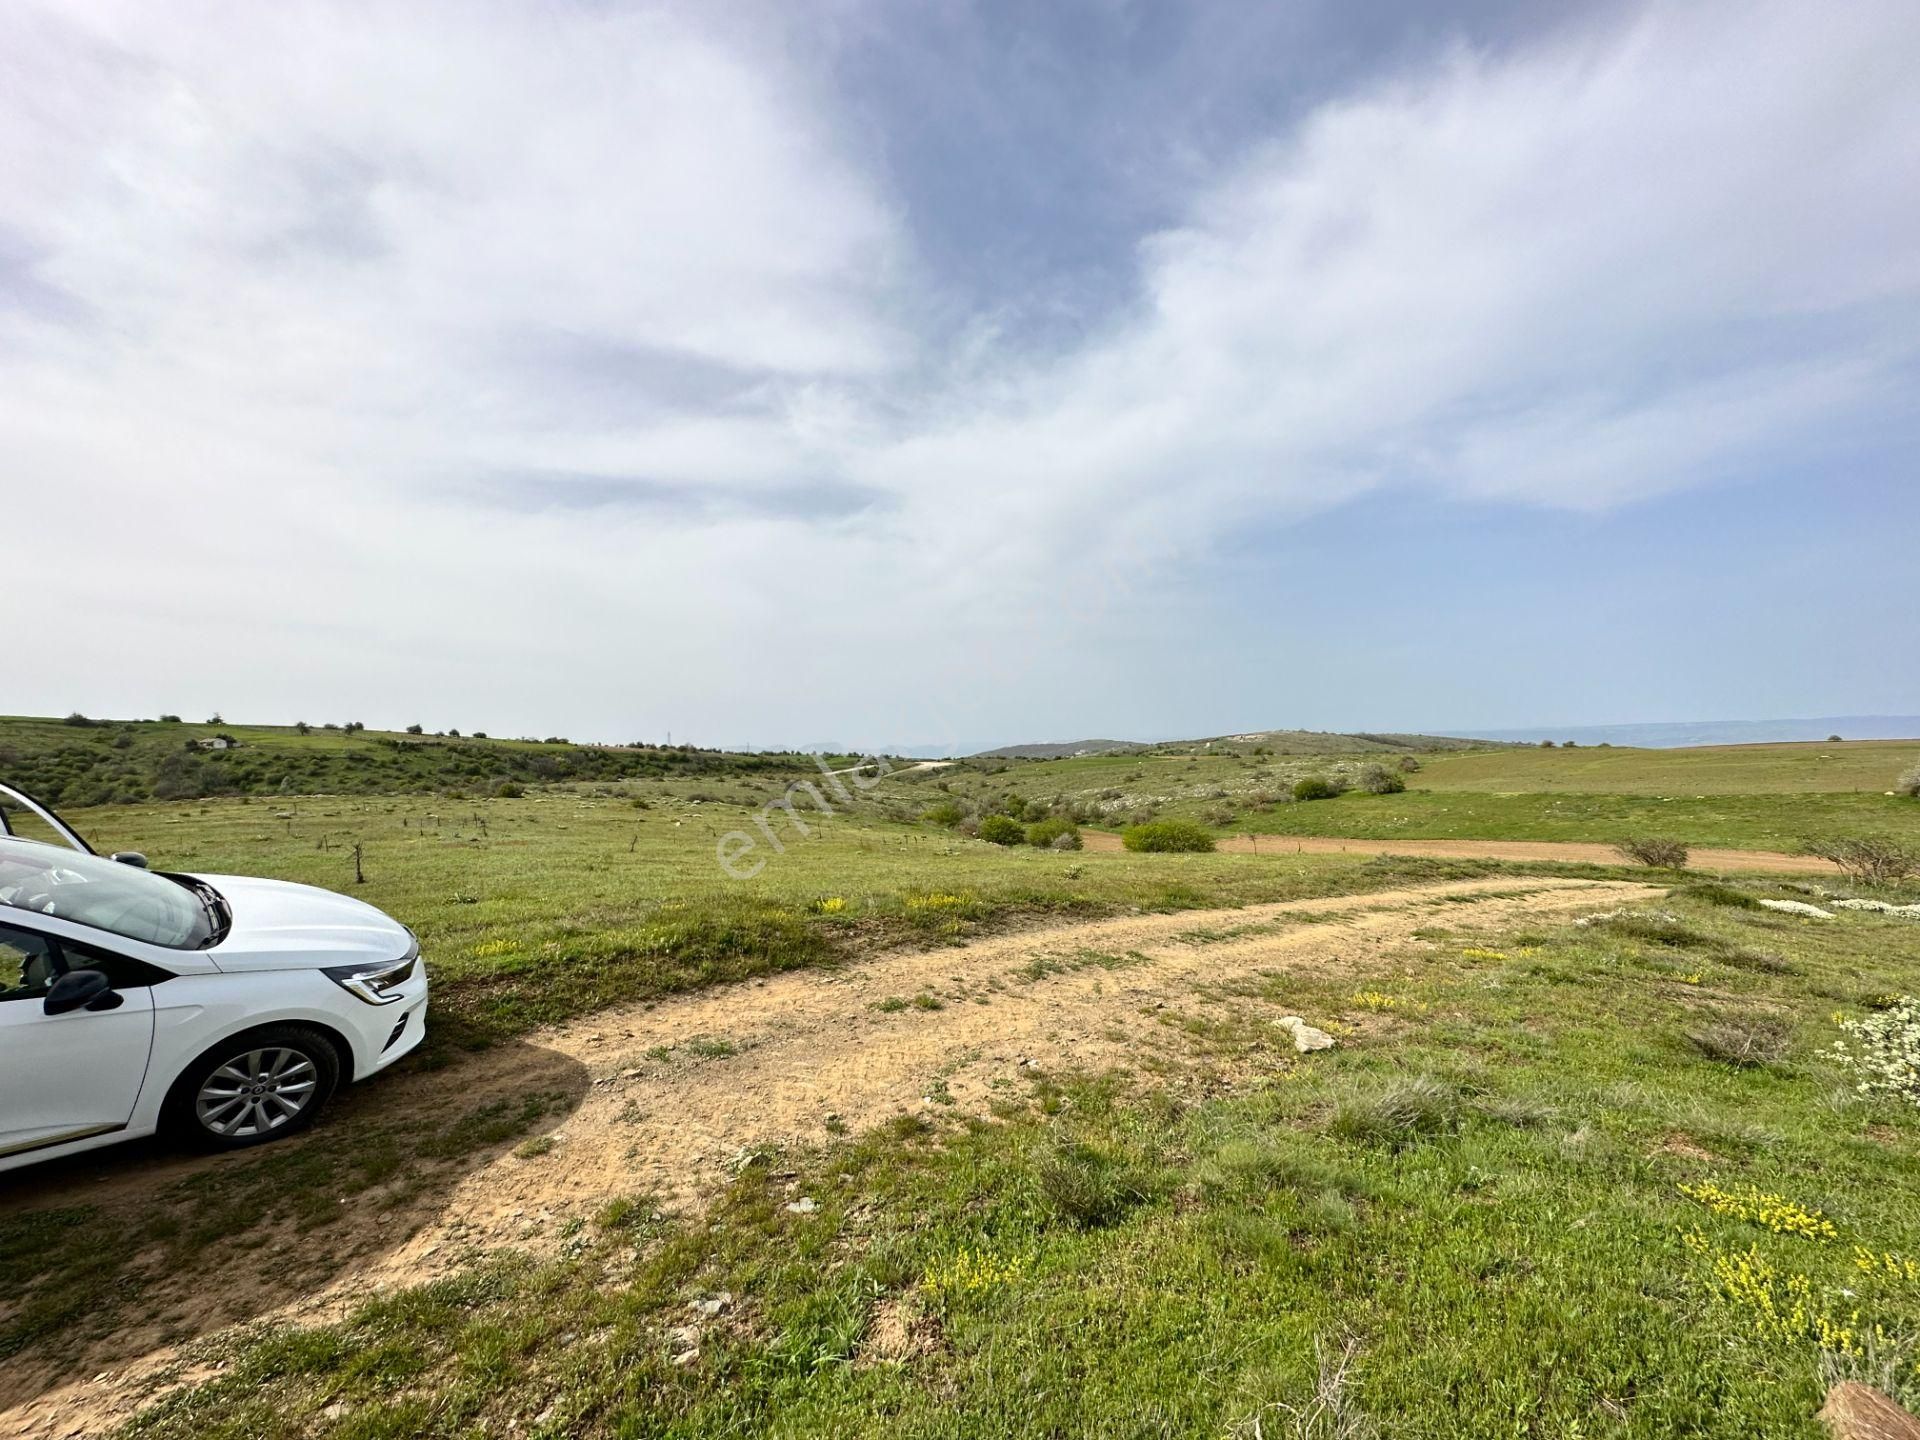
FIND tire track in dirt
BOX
[1079,829,1838,874]
[6,875,1656,1438]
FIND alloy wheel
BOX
[194,1047,319,1137]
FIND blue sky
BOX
[2,0,1916,751]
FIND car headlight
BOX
[323,941,419,1005]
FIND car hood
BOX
[198,873,414,972]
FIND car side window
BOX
[59,938,173,991]
[0,923,63,1002]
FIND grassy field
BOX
[2,732,1918,1437]
[1413,739,1920,795]
[43,790,1552,1052]
[109,866,1920,1438]
[950,742,1920,852]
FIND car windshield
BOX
[0,837,215,948]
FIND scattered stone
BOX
[785,1197,818,1214]
[1760,899,1834,919]
[1276,1016,1336,1052]
[692,1291,732,1317]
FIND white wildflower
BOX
[1758,899,1834,919]
[1832,1000,1920,1109]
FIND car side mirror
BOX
[111,852,149,869]
[44,969,120,1016]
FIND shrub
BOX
[1026,817,1082,849]
[1831,999,1920,1108]
[978,814,1026,846]
[1355,763,1405,795]
[1293,776,1340,802]
[921,800,965,828]
[1121,819,1215,853]
[1021,798,1053,823]
[1896,763,1920,799]
[1687,1013,1794,1067]
[1614,836,1690,868]
[490,779,526,798]
[1800,835,1919,886]
[1398,755,1422,773]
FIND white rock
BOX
[1276,1016,1335,1052]
[1759,899,1834,919]
[785,1197,818,1214]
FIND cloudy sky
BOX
[4,0,1916,752]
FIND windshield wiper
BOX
[194,882,231,947]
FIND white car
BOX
[0,785,427,1172]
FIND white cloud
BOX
[1,0,1915,742]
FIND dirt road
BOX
[1079,829,1839,874]
[4,875,1655,1438]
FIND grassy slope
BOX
[957,745,1920,851]
[1415,739,1920,795]
[0,714,826,807]
[117,878,1920,1439]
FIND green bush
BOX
[1293,776,1340,802]
[921,800,965,827]
[1026,817,1082,849]
[1355,763,1405,795]
[978,814,1026,846]
[1121,819,1215,853]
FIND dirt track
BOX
[4,875,1656,1439]
[1079,829,1839,874]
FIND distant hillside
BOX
[977,729,1500,760]
[973,739,1148,760]
[0,714,825,807]
[1456,715,1920,749]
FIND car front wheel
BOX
[167,1025,341,1150]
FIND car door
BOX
[0,921,157,1160]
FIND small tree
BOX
[1896,763,1920,799]
[978,814,1025,846]
[406,723,424,735]
[294,720,311,735]
[1614,837,1690,868]
[1800,835,1919,887]
[1026,817,1082,849]
[1355,763,1406,795]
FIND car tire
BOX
[165,1025,342,1151]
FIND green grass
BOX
[1227,789,1917,851]
[1414,738,1920,795]
[921,745,1920,853]
[112,878,1920,1438]
[44,792,1559,1052]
